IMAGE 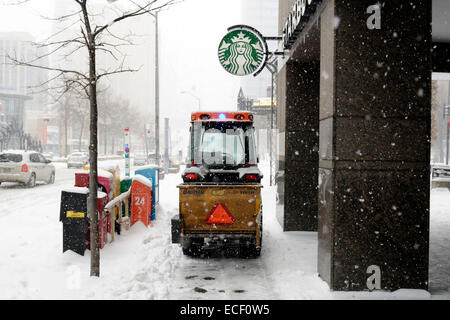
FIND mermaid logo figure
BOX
[218,28,265,76]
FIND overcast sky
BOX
[0,0,244,154]
[158,0,243,150]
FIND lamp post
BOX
[148,10,161,168]
[181,91,201,111]
[264,57,278,187]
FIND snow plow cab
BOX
[172,112,263,258]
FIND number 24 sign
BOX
[131,193,151,227]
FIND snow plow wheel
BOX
[239,243,261,259]
[182,239,202,257]
[182,245,202,257]
[240,216,262,259]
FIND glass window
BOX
[0,153,22,162]
[191,121,257,168]
[38,154,47,163]
[30,153,40,163]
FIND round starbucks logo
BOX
[218,25,267,76]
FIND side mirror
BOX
[46,160,52,164]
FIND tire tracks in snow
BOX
[168,244,278,299]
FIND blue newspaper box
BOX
[134,165,159,220]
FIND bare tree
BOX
[53,88,90,155]
[4,0,176,277]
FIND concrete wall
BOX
[318,0,431,291]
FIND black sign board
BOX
[282,0,322,50]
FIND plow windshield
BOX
[190,121,257,168]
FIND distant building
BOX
[0,32,51,150]
[0,32,34,130]
[51,1,156,155]
[241,0,279,99]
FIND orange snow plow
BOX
[172,112,263,258]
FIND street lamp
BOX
[180,91,201,111]
[148,10,161,168]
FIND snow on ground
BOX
[429,188,450,296]
[0,160,449,299]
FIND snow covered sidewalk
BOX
[0,161,449,299]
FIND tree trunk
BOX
[104,124,107,155]
[88,44,100,278]
[65,103,68,157]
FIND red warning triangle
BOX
[206,203,235,225]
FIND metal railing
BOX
[104,189,131,243]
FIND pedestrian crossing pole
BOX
[124,128,130,177]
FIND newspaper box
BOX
[135,165,159,220]
[75,169,114,202]
[120,177,132,219]
[60,187,89,256]
[130,175,152,227]
[87,191,109,249]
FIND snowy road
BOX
[0,160,449,299]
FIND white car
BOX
[67,152,88,168]
[42,152,54,160]
[0,150,55,187]
[133,153,149,166]
[431,165,450,190]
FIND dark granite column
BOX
[278,60,320,232]
[318,0,432,291]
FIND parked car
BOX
[159,167,165,180]
[42,152,54,160]
[133,152,149,166]
[148,152,158,166]
[168,158,180,174]
[431,164,450,190]
[67,151,88,168]
[0,150,55,187]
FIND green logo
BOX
[218,26,266,76]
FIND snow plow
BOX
[172,112,263,258]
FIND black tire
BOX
[240,212,263,259]
[47,172,55,184]
[223,246,240,258]
[183,245,202,257]
[239,240,260,259]
[182,239,203,257]
[27,173,36,188]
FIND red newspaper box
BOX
[75,172,89,188]
[75,169,114,202]
[130,175,152,227]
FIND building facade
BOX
[276,0,450,292]
[0,32,51,151]
[0,33,34,130]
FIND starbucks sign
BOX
[218,25,268,77]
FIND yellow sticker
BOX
[212,190,225,196]
[66,211,85,218]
